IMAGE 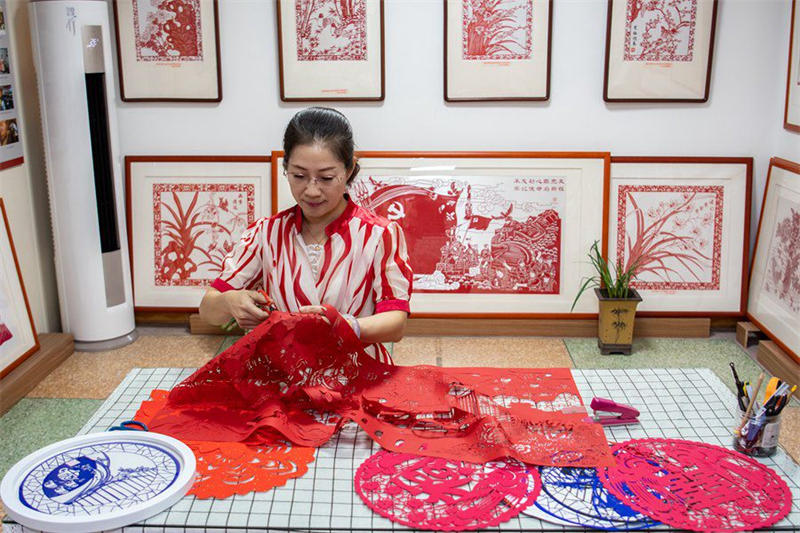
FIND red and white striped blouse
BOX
[211,198,413,363]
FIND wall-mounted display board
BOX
[273,151,609,317]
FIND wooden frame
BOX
[608,157,752,317]
[276,0,385,101]
[444,0,552,102]
[785,0,800,132]
[0,198,39,379]
[272,150,610,318]
[126,156,270,312]
[603,0,718,102]
[113,0,222,102]
[747,157,800,365]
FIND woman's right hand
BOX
[224,290,270,329]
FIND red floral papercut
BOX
[763,200,800,313]
[135,389,315,499]
[624,0,697,62]
[295,0,367,61]
[462,0,533,61]
[599,439,792,532]
[355,450,540,531]
[0,322,12,346]
[133,0,203,62]
[145,307,612,468]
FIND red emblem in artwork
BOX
[133,0,203,62]
[624,0,697,62]
[617,185,723,291]
[295,0,368,61]
[0,320,12,346]
[352,176,562,294]
[462,0,533,61]
[763,200,800,313]
[152,183,255,287]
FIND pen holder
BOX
[734,409,782,457]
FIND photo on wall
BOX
[444,0,552,101]
[608,157,751,316]
[277,0,385,101]
[126,156,270,311]
[603,0,718,101]
[273,151,609,316]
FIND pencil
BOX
[735,372,764,437]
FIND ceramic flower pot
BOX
[595,288,642,355]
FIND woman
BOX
[199,107,412,362]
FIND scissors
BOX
[107,420,148,432]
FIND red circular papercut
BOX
[599,438,792,532]
[354,450,540,531]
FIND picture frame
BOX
[0,198,39,379]
[608,157,752,317]
[272,151,609,317]
[747,157,800,365]
[126,156,271,312]
[785,0,800,132]
[444,0,552,101]
[113,0,222,102]
[276,0,385,101]
[603,0,718,102]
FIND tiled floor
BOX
[1,327,798,530]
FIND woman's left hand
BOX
[297,305,330,324]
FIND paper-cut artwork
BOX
[355,451,541,531]
[624,0,697,62]
[600,439,792,531]
[144,306,612,468]
[152,183,255,287]
[763,198,800,314]
[462,0,533,61]
[351,176,563,294]
[295,0,367,61]
[0,312,11,346]
[133,0,203,61]
[616,184,723,291]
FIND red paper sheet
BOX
[146,307,611,468]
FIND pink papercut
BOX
[355,450,541,531]
[599,439,792,532]
[763,199,800,313]
[351,177,562,294]
[153,183,256,287]
[462,0,533,61]
[624,0,697,62]
[133,0,203,62]
[295,0,367,61]
[617,185,723,291]
[0,321,11,346]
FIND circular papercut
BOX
[521,467,659,530]
[1,432,196,532]
[599,438,792,532]
[354,450,540,531]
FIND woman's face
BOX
[285,143,350,225]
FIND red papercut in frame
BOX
[0,198,40,379]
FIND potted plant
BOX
[571,241,642,355]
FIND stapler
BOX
[583,397,640,426]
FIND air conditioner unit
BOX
[30,0,136,350]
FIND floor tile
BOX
[391,336,440,366]
[439,337,572,368]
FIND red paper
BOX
[599,439,792,532]
[146,307,611,467]
[354,450,540,531]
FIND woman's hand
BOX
[297,305,330,324]
[225,290,270,329]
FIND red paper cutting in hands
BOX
[599,438,792,532]
[145,306,612,467]
[134,390,315,499]
[354,450,541,531]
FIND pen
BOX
[735,373,764,436]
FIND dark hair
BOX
[283,107,360,184]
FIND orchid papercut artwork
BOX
[462,0,533,61]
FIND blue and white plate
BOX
[1,432,195,532]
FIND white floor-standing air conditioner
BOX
[30,0,137,350]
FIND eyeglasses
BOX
[285,171,343,189]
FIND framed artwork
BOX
[0,198,39,379]
[276,0,385,101]
[126,156,270,311]
[444,0,552,101]
[785,0,800,132]
[0,0,23,170]
[603,0,718,102]
[747,157,800,365]
[272,151,609,317]
[113,0,222,102]
[608,157,751,317]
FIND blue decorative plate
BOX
[1,432,195,532]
